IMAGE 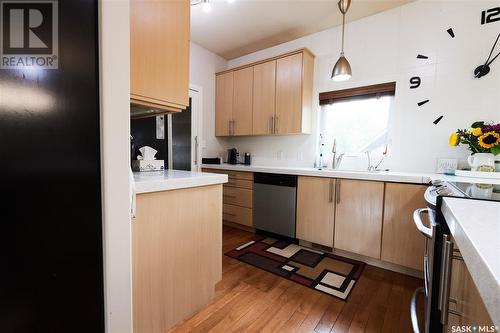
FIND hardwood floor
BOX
[169,226,424,333]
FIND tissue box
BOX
[132,160,165,172]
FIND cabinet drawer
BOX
[223,204,253,227]
[203,168,253,181]
[225,178,253,189]
[223,187,252,208]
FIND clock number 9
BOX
[410,76,421,89]
[481,7,500,25]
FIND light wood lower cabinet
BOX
[446,247,493,331]
[296,176,335,247]
[223,204,252,227]
[381,183,426,271]
[203,168,254,227]
[132,185,222,333]
[334,179,384,259]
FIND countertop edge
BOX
[201,164,430,184]
[135,173,228,194]
[441,198,500,326]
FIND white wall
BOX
[99,1,132,332]
[189,42,228,158]
[205,0,500,172]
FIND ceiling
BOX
[191,0,415,60]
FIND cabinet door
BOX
[232,67,253,136]
[276,53,303,134]
[381,183,426,270]
[334,179,384,258]
[253,61,276,135]
[130,0,190,111]
[446,255,493,331]
[296,176,335,247]
[215,72,233,136]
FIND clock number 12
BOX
[481,7,500,25]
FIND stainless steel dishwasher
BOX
[253,173,297,238]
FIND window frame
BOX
[319,82,396,105]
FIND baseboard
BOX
[299,240,423,279]
[223,220,256,233]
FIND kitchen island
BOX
[132,170,227,333]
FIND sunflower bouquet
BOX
[449,121,500,155]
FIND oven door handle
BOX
[413,208,433,239]
[410,286,425,333]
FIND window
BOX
[318,82,395,157]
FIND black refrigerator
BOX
[0,1,104,332]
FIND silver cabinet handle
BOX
[194,135,199,167]
[413,208,433,239]
[410,287,425,333]
[439,235,454,325]
[272,116,276,134]
[336,179,341,204]
[228,121,231,136]
[232,120,235,135]
[275,115,279,133]
[438,234,448,311]
[329,179,334,203]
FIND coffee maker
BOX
[227,148,238,165]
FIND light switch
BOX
[156,115,165,139]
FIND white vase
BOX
[467,153,495,172]
[495,154,500,172]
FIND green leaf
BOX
[491,145,500,156]
[471,121,485,128]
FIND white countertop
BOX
[441,197,500,325]
[202,163,500,185]
[133,170,228,194]
[202,163,433,184]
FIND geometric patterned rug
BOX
[225,236,365,301]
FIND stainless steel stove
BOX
[412,179,500,333]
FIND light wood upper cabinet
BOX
[130,0,190,113]
[276,53,302,134]
[215,49,314,137]
[215,72,233,136]
[381,183,426,270]
[296,176,335,247]
[334,179,384,259]
[253,61,276,135]
[232,67,253,136]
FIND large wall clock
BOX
[408,5,500,126]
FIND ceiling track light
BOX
[331,0,352,81]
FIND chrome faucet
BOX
[332,139,345,169]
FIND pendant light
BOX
[331,0,352,81]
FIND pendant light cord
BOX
[341,12,345,54]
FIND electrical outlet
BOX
[277,150,283,160]
[297,151,303,161]
[437,158,458,173]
